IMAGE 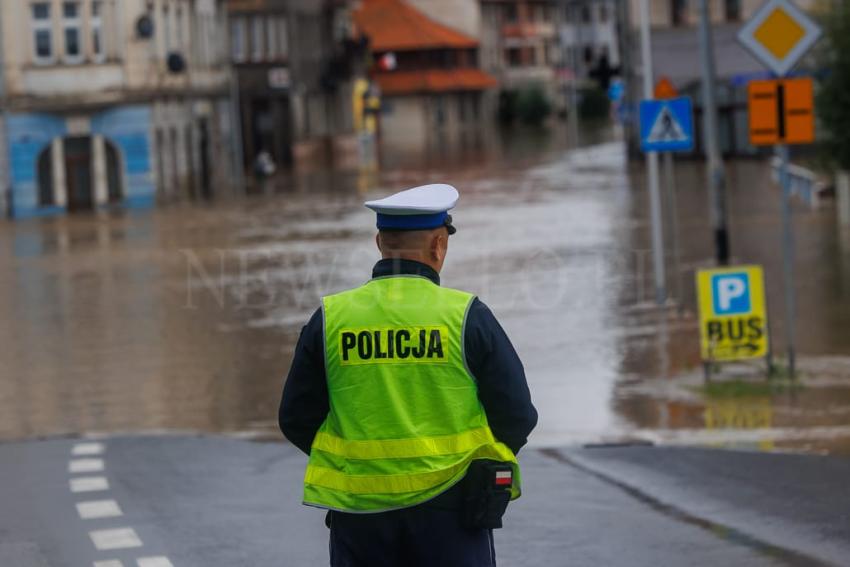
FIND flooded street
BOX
[3,126,850,454]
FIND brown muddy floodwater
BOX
[2,126,850,454]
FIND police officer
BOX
[280,183,537,566]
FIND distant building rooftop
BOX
[354,0,479,52]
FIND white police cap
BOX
[365,183,459,233]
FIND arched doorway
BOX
[33,136,124,213]
[37,145,54,206]
[105,139,123,203]
[64,136,93,212]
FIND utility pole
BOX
[0,2,8,218]
[639,0,666,305]
[569,1,581,146]
[697,0,729,265]
[619,0,634,143]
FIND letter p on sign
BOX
[712,273,751,315]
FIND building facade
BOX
[2,0,233,219]
[479,1,558,103]
[556,0,620,79]
[354,0,497,153]
[228,0,359,175]
[628,0,816,29]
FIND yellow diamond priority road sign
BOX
[737,0,821,77]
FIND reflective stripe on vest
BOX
[303,275,521,513]
[311,426,496,460]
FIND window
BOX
[599,4,609,23]
[32,2,53,64]
[725,0,741,21]
[506,47,522,67]
[91,1,104,62]
[62,1,83,63]
[250,16,264,61]
[176,5,184,51]
[276,16,288,59]
[671,0,688,26]
[533,4,544,23]
[162,4,171,52]
[504,4,518,23]
[581,6,591,23]
[230,16,246,62]
[266,16,277,59]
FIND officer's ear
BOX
[375,232,382,254]
[430,229,448,262]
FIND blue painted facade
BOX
[7,105,155,218]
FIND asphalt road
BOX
[1,436,847,567]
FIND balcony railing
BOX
[501,22,556,38]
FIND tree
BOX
[816,3,850,169]
[516,86,552,126]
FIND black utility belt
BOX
[461,459,513,530]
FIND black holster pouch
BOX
[461,460,513,530]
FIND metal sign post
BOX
[662,152,683,308]
[697,0,730,266]
[638,0,666,306]
[639,96,695,310]
[737,0,821,377]
[777,144,796,375]
[655,78,684,308]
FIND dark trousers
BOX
[328,504,496,567]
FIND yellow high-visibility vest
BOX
[303,275,520,512]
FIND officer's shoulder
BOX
[438,285,477,303]
[321,286,361,304]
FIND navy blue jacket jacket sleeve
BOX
[464,298,537,454]
[279,299,537,455]
[279,308,328,455]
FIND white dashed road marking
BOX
[137,557,175,567]
[77,499,123,520]
[69,459,105,473]
[72,443,106,456]
[89,527,143,551]
[69,444,172,566]
[70,476,110,493]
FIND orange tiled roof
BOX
[354,0,479,52]
[374,68,497,95]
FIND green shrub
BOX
[578,87,610,121]
[816,4,850,169]
[515,86,552,126]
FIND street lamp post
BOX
[697,0,730,265]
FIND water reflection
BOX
[2,124,850,455]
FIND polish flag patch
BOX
[495,470,512,486]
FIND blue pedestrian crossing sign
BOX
[639,97,694,152]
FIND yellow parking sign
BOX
[696,265,769,362]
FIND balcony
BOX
[501,21,556,38]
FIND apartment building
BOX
[228,0,359,172]
[556,0,621,80]
[479,0,558,96]
[1,0,234,218]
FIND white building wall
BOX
[406,0,482,38]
